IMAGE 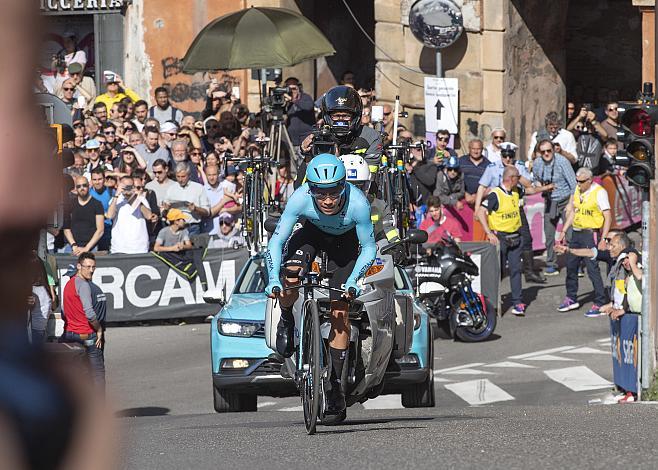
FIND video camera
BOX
[312,125,337,156]
[262,86,291,120]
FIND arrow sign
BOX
[435,99,444,120]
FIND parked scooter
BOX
[407,237,496,342]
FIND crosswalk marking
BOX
[563,347,610,355]
[257,401,277,408]
[509,346,575,359]
[441,368,494,375]
[435,362,485,373]
[484,361,536,369]
[362,395,402,409]
[596,337,610,343]
[523,354,577,362]
[544,366,612,391]
[277,405,303,412]
[445,379,515,405]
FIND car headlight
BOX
[221,358,253,369]
[218,320,259,337]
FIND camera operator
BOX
[298,85,382,185]
[282,77,315,169]
[531,139,577,276]
[567,105,609,142]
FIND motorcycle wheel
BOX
[454,297,496,343]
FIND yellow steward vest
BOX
[574,184,605,230]
[487,187,521,233]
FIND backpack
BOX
[576,134,602,172]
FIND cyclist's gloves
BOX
[343,280,361,298]
[265,280,283,297]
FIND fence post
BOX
[641,200,651,390]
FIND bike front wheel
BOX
[300,299,321,434]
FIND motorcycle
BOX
[406,237,496,342]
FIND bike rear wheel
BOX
[300,299,321,434]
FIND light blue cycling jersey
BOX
[478,160,532,188]
[266,182,376,287]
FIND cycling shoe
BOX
[325,387,346,415]
[275,316,295,358]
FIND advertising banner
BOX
[610,313,639,394]
[56,249,250,322]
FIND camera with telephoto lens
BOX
[312,125,336,156]
[267,86,291,108]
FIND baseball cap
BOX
[85,139,101,150]
[160,121,178,134]
[68,62,83,75]
[218,212,234,223]
[166,208,191,222]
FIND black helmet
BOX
[321,86,362,138]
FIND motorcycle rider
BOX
[474,142,552,284]
[297,86,382,188]
[265,154,376,414]
[477,165,527,316]
[433,155,465,210]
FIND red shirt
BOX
[420,213,464,245]
[63,275,95,334]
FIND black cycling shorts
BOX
[282,222,358,300]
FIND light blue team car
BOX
[210,254,435,412]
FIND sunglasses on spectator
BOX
[501,154,514,159]
[134,185,144,190]
[437,136,449,142]
[383,112,391,116]
[540,148,553,154]
[104,131,115,135]
[576,178,591,184]
[447,168,459,172]
[607,107,618,111]
[190,151,202,156]
[63,87,75,91]
[219,221,233,226]
[153,170,165,175]
[493,135,505,140]
[165,132,177,137]
[76,183,89,189]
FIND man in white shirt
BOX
[164,162,211,235]
[527,111,577,163]
[107,176,152,254]
[204,164,225,236]
[484,128,506,164]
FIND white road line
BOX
[435,362,485,374]
[362,394,402,410]
[596,337,611,343]
[257,401,277,408]
[509,346,575,359]
[523,354,577,362]
[432,375,454,382]
[544,366,613,391]
[441,368,494,375]
[484,361,536,369]
[277,406,303,412]
[444,379,515,406]
[563,347,610,355]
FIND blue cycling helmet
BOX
[445,155,460,169]
[306,153,346,189]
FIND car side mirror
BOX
[407,229,428,245]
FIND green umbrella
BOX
[182,6,335,72]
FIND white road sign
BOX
[424,77,459,134]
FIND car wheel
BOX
[401,325,435,408]
[213,386,257,413]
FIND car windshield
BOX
[235,257,268,294]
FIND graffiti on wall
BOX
[156,56,240,116]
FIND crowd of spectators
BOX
[43,57,643,319]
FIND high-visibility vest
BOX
[487,187,521,233]
[574,184,606,230]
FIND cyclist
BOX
[265,153,376,414]
[297,86,383,187]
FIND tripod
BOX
[267,114,297,176]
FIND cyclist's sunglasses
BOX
[310,183,345,201]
